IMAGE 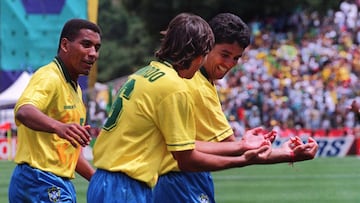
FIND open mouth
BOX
[218,65,227,72]
[85,61,94,66]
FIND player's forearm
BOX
[75,154,95,181]
[16,104,63,133]
[173,149,254,172]
[195,140,245,156]
[254,148,292,164]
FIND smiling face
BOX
[60,28,101,81]
[203,42,244,81]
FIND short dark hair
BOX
[155,13,214,71]
[208,13,250,49]
[57,18,102,53]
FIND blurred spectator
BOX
[83,0,360,136]
[215,0,360,135]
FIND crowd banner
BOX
[273,135,355,157]
[0,138,16,160]
[0,122,12,160]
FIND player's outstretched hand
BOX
[243,142,272,161]
[281,136,318,162]
[55,124,92,148]
[292,137,318,161]
[289,136,303,149]
[241,127,277,151]
[263,129,277,143]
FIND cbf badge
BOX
[48,186,61,202]
[198,193,210,203]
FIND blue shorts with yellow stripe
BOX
[153,171,215,203]
[8,163,76,203]
[87,169,152,203]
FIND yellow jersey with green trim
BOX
[92,61,196,187]
[159,70,233,174]
[14,58,86,179]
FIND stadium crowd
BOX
[86,1,360,138]
[217,0,360,138]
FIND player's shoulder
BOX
[34,61,63,79]
[184,71,209,91]
[30,62,63,87]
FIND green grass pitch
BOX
[1,157,360,203]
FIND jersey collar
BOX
[53,56,78,91]
[158,58,173,68]
[199,66,214,84]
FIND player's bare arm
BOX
[172,143,271,172]
[76,153,95,181]
[195,127,275,156]
[254,136,318,164]
[16,104,91,147]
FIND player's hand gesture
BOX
[240,127,277,151]
[243,144,272,161]
[281,136,318,162]
[55,124,92,148]
[292,137,318,161]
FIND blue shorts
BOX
[153,171,215,203]
[87,169,152,203]
[8,163,76,203]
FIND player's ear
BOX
[60,38,70,53]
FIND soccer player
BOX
[87,13,272,203]
[153,13,319,203]
[8,19,102,203]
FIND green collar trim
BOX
[53,57,77,91]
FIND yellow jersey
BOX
[92,61,197,187]
[14,57,86,179]
[159,70,233,174]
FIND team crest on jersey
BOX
[198,193,210,203]
[48,186,61,202]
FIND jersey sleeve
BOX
[156,90,196,152]
[15,71,58,125]
[194,85,234,142]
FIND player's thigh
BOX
[9,164,76,203]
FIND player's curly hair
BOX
[208,13,250,49]
[155,13,214,71]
